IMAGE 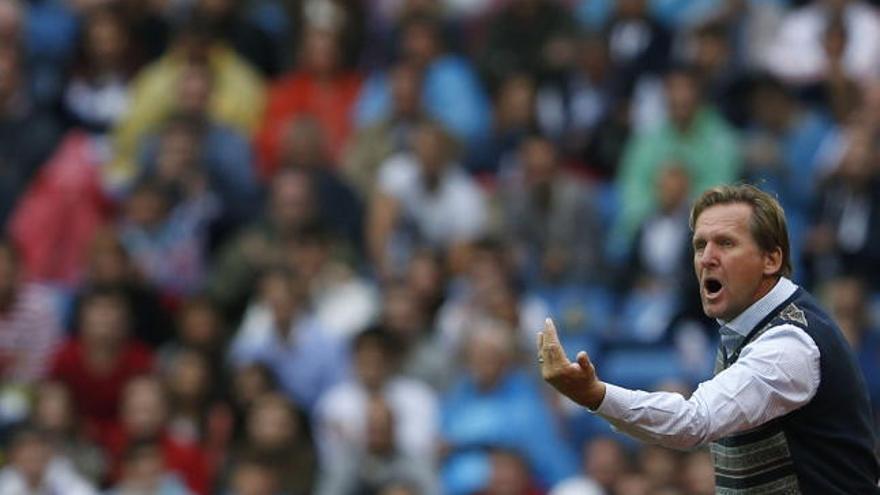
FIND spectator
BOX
[581,436,630,494]
[682,20,743,126]
[136,61,261,226]
[478,0,577,87]
[624,165,692,293]
[357,14,490,145]
[106,439,193,495]
[228,267,346,412]
[636,445,680,492]
[0,240,62,386]
[118,177,219,300]
[535,33,627,178]
[614,65,740,246]
[281,0,367,70]
[224,455,281,495]
[741,74,833,254]
[192,0,282,77]
[679,450,715,495]
[71,229,174,347]
[283,224,378,339]
[7,127,113,287]
[0,0,23,48]
[440,320,577,494]
[344,61,428,197]
[234,393,317,495]
[821,276,880,414]
[0,426,97,495]
[276,117,365,253]
[109,20,265,190]
[62,6,139,136]
[613,472,651,495]
[495,135,606,284]
[380,280,453,391]
[763,0,880,85]
[618,165,694,341]
[477,449,544,495]
[0,45,62,228]
[436,239,543,354]
[159,296,228,371]
[207,167,322,320]
[604,0,673,90]
[467,73,538,176]
[549,438,604,495]
[803,122,880,287]
[317,396,439,495]
[367,121,488,277]
[814,12,862,122]
[49,286,154,435]
[255,24,362,177]
[314,327,438,465]
[103,376,210,495]
[161,349,219,446]
[29,381,107,485]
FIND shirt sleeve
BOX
[594,324,821,450]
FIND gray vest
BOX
[710,290,880,495]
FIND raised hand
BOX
[537,318,606,410]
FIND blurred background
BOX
[0,0,879,493]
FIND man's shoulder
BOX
[775,300,809,328]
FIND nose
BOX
[698,242,720,268]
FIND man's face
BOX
[665,73,700,128]
[692,203,780,321]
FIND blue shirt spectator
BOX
[440,322,577,494]
[228,268,347,412]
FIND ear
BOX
[763,247,783,276]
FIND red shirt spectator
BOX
[49,286,154,435]
[255,26,362,178]
[49,338,153,434]
[102,376,210,494]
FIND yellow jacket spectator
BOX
[107,23,265,192]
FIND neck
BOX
[755,275,782,302]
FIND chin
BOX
[702,303,724,320]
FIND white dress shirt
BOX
[595,277,821,450]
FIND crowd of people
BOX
[1,0,879,493]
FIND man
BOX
[539,184,880,493]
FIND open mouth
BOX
[704,277,723,296]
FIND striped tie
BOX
[719,325,742,366]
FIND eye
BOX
[721,239,734,248]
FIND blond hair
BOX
[689,184,792,278]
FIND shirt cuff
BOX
[594,383,635,420]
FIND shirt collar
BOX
[717,277,798,337]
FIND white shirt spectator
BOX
[763,1,880,83]
[0,457,98,495]
[550,476,605,495]
[377,152,488,248]
[314,376,439,466]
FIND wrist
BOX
[583,381,607,411]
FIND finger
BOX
[536,331,544,352]
[576,351,591,371]
[542,318,560,346]
[541,320,569,367]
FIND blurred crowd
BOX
[1,0,880,493]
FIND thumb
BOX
[576,351,593,373]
